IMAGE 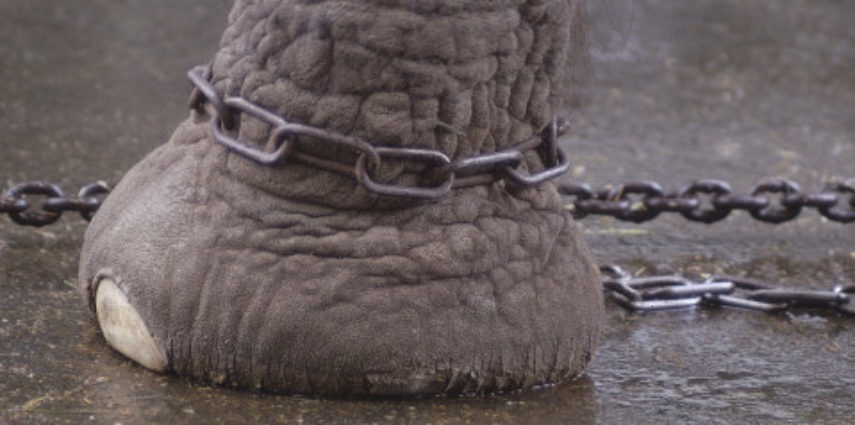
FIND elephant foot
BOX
[78,0,600,396]
[95,278,167,373]
[79,127,602,396]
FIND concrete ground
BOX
[1,0,854,423]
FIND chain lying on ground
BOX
[3,178,853,227]
[600,265,855,316]
[188,65,570,200]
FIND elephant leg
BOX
[79,0,602,396]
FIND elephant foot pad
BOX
[95,279,167,372]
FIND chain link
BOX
[601,265,855,316]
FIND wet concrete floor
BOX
[1,0,854,423]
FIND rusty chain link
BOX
[601,265,855,316]
[187,65,571,200]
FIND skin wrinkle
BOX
[78,0,601,396]
[238,254,282,342]
[217,0,555,153]
[186,182,227,382]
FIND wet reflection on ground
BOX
[2,0,854,423]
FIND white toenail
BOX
[95,279,167,372]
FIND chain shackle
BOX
[186,64,570,200]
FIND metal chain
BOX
[560,178,855,224]
[600,265,855,316]
[0,181,110,227]
[187,65,571,200]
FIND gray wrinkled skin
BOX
[79,0,602,396]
